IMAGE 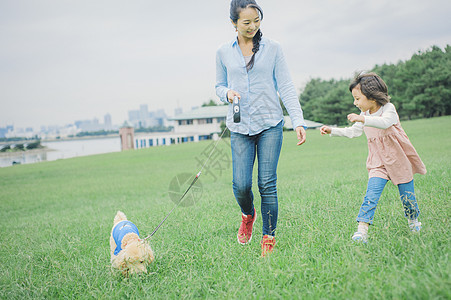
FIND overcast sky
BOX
[1,0,450,129]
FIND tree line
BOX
[0,140,43,152]
[300,45,451,126]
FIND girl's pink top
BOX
[331,103,426,185]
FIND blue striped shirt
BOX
[215,37,306,135]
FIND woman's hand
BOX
[227,90,241,103]
[347,113,364,123]
[296,126,306,146]
[320,125,331,135]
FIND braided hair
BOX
[230,0,263,70]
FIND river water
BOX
[0,137,121,168]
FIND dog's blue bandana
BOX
[112,220,140,256]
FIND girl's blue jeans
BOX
[230,121,283,236]
[357,177,420,224]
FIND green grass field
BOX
[1,116,450,299]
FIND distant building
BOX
[73,115,114,133]
[104,114,113,131]
[132,105,228,150]
[134,132,198,149]
[170,105,228,137]
[0,125,13,138]
[0,127,7,138]
[4,126,36,139]
[127,105,325,150]
[174,107,183,116]
[128,104,168,128]
[151,109,167,127]
[59,125,78,137]
[75,118,102,132]
[119,122,135,151]
[169,105,324,133]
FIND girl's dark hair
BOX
[230,0,263,70]
[349,72,391,105]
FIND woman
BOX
[215,0,307,256]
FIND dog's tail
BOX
[114,211,127,224]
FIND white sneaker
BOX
[352,231,368,243]
[408,219,422,232]
[352,222,369,243]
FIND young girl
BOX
[320,73,426,242]
[215,0,307,256]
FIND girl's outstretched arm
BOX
[330,121,364,138]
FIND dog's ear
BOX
[146,245,155,262]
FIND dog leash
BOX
[143,126,229,241]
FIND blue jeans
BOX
[357,177,420,224]
[230,121,283,236]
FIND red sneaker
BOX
[237,208,257,245]
[261,235,276,257]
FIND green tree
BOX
[299,45,451,123]
[300,78,355,125]
[202,99,221,107]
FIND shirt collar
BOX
[231,36,266,47]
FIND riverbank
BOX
[0,136,121,168]
[0,147,53,158]
[43,133,119,142]
[0,134,119,145]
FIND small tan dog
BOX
[110,211,154,276]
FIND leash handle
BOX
[233,96,240,123]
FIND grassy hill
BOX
[0,116,450,299]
